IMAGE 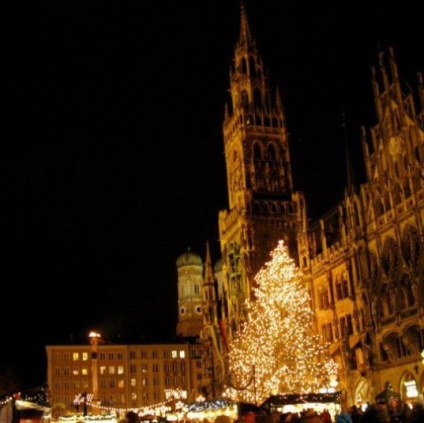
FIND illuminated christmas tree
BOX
[226,240,337,404]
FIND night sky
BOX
[2,0,424,390]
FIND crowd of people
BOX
[276,401,424,423]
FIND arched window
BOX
[414,145,422,163]
[353,202,360,227]
[384,191,391,210]
[412,168,421,192]
[253,143,262,160]
[241,90,248,107]
[248,57,256,76]
[402,278,415,307]
[403,177,411,198]
[382,237,399,275]
[401,225,420,266]
[382,285,393,316]
[358,248,369,280]
[393,182,402,204]
[267,143,276,161]
[253,88,261,108]
[375,196,384,217]
[369,251,378,280]
[241,57,247,74]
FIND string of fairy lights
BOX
[69,388,188,416]
[226,240,338,404]
[0,387,49,408]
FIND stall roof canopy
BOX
[261,393,341,409]
[375,383,401,403]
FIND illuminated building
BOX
[46,342,204,414]
[176,251,204,337]
[198,2,424,407]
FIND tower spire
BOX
[342,111,355,194]
[204,240,214,284]
[239,0,253,47]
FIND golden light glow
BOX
[227,240,337,404]
[88,331,101,339]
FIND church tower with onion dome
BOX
[176,250,204,337]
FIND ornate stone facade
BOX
[199,3,424,406]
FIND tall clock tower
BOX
[218,3,307,339]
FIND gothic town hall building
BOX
[176,4,424,407]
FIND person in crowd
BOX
[319,409,331,423]
[125,411,140,423]
[406,403,424,423]
[335,409,352,423]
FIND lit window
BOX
[109,366,115,374]
[82,353,88,361]
[172,350,177,359]
[72,353,79,361]
[118,380,124,388]
[100,366,106,375]
[118,366,124,374]
[179,350,185,359]
[82,368,88,375]
[131,393,137,401]
[131,378,136,387]
[73,367,79,376]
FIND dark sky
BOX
[2,0,424,389]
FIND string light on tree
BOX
[227,240,337,404]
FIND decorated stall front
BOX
[260,393,341,421]
[183,400,259,423]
